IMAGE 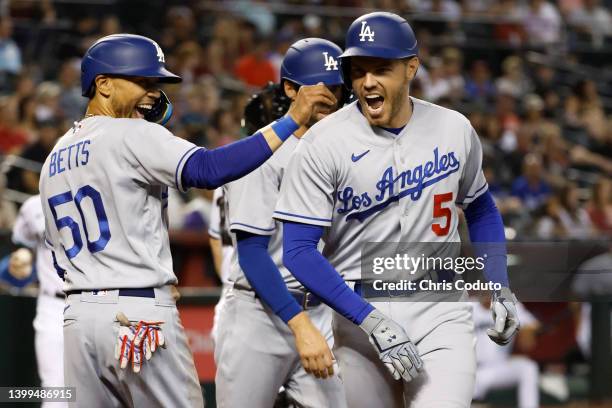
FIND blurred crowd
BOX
[0,0,610,241]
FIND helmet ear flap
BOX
[340,87,353,106]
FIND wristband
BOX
[270,115,299,142]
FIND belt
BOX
[290,291,322,309]
[55,292,65,300]
[234,284,322,309]
[65,288,155,298]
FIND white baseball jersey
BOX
[274,98,487,281]
[224,135,306,290]
[208,187,233,285]
[39,116,199,291]
[12,195,63,295]
[472,300,537,365]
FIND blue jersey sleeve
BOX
[236,231,302,323]
[181,116,298,190]
[464,190,509,287]
[282,221,374,324]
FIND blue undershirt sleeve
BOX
[464,190,509,287]
[236,231,302,323]
[181,116,298,190]
[282,221,374,325]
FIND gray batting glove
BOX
[487,286,520,345]
[359,309,423,382]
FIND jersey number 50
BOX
[48,185,111,259]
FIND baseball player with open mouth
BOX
[39,34,336,407]
[215,38,348,408]
[274,12,520,407]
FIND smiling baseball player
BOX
[38,34,336,407]
[274,12,520,407]
[215,38,347,408]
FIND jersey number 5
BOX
[432,192,453,236]
[48,185,111,259]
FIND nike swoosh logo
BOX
[351,150,370,162]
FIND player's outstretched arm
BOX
[236,231,334,379]
[282,221,424,382]
[180,84,336,191]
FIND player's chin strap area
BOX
[144,90,174,126]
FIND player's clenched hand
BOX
[8,248,33,280]
[288,312,335,379]
[114,312,165,373]
[487,287,520,345]
[287,83,337,130]
[360,309,423,382]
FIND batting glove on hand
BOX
[487,287,520,345]
[114,312,165,373]
[359,309,423,382]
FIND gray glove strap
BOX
[360,309,408,352]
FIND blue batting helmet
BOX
[280,38,344,87]
[81,34,181,97]
[339,12,418,84]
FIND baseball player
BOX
[274,12,520,407]
[472,297,540,408]
[9,195,67,408]
[38,34,336,408]
[211,83,293,344]
[214,38,347,408]
[209,186,233,344]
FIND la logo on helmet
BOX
[153,41,165,63]
[359,21,375,42]
[323,52,338,71]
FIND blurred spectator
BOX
[532,64,562,120]
[521,94,553,146]
[412,0,462,21]
[495,92,521,154]
[495,56,532,99]
[536,183,595,239]
[0,97,28,155]
[5,73,35,122]
[57,59,87,122]
[0,174,16,230]
[464,60,495,103]
[424,57,450,102]
[34,81,61,122]
[207,108,241,148]
[541,126,571,184]
[566,80,607,145]
[568,0,612,48]
[440,47,464,103]
[230,0,276,36]
[234,34,276,88]
[0,16,22,92]
[99,15,121,37]
[489,0,525,46]
[587,178,612,234]
[511,154,551,211]
[520,0,562,46]
[173,41,204,86]
[18,118,61,194]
